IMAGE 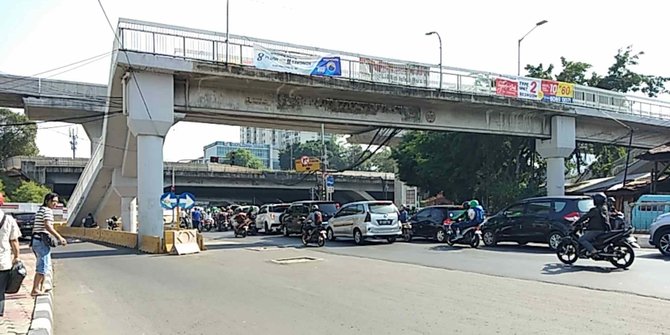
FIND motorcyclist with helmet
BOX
[452,200,485,238]
[573,193,611,256]
[305,204,324,237]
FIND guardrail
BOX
[66,142,104,223]
[116,18,670,120]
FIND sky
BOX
[0,0,668,161]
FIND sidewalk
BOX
[1,243,36,335]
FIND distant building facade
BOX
[203,141,277,169]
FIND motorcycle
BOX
[106,217,120,230]
[216,216,231,232]
[301,219,327,247]
[556,223,636,269]
[445,222,481,248]
[202,218,215,232]
[233,220,251,238]
[401,222,412,242]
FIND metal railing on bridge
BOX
[116,18,670,120]
[66,142,104,221]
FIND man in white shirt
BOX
[0,192,21,317]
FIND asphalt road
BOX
[51,232,670,335]
[205,230,670,300]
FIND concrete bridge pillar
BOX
[536,116,575,196]
[126,72,174,241]
[112,169,138,233]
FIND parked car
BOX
[480,196,594,250]
[282,201,339,236]
[326,201,401,245]
[255,203,290,233]
[649,212,670,256]
[12,212,35,239]
[406,205,465,242]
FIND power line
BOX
[98,0,158,131]
[0,110,123,128]
[0,51,114,93]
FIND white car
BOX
[326,201,401,245]
[255,203,290,233]
[649,212,670,256]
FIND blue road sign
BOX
[326,175,335,187]
[178,192,196,209]
[160,192,178,209]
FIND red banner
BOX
[541,80,559,96]
[495,78,518,97]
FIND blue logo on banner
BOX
[311,57,341,77]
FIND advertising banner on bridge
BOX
[517,77,542,100]
[495,78,519,97]
[495,77,574,102]
[253,45,341,77]
[358,57,430,87]
[540,80,575,103]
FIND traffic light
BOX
[230,151,237,166]
[209,156,219,163]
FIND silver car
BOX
[649,212,670,256]
[326,201,401,245]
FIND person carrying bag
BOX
[30,193,67,297]
[0,192,22,316]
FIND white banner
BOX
[359,57,429,86]
[253,45,341,77]
[517,77,542,100]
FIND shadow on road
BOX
[541,263,624,275]
[480,244,553,255]
[429,245,467,252]
[637,253,670,261]
[52,246,137,259]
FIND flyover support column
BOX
[536,116,575,196]
[121,197,137,233]
[125,72,174,243]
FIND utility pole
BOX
[321,123,328,201]
[225,0,230,64]
[68,127,78,159]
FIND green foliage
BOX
[11,180,51,203]
[524,46,669,178]
[227,149,265,170]
[278,140,395,172]
[0,108,39,162]
[392,131,543,211]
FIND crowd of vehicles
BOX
[194,192,670,269]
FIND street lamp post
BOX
[425,31,442,91]
[517,20,548,76]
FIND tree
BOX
[0,108,39,163]
[278,140,345,170]
[11,180,51,203]
[525,46,669,177]
[392,131,543,211]
[227,149,265,170]
[367,147,396,173]
[0,179,8,201]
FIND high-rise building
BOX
[239,127,333,170]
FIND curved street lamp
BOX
[425,31,443,90]
[518,20,548,76]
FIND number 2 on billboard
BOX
[530,81,537,93]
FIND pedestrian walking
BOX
[30,193,67,296]
[0,192,21,316]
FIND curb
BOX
[28,271,54,335]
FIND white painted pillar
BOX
[136,135,164,237]
[536,116,576,196]
[121,196,138,233]
[125,72,174,243]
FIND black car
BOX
[282,201,339,236]
[407,205,465,242]
[13,212,36,239]
[480,196,594,250]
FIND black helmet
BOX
[607,197,615,206]
[592,193,607,206]
[312,204,319,211]
[462,201,470,208]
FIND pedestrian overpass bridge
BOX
[3,18,670,246]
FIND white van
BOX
[326,201,401,245]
